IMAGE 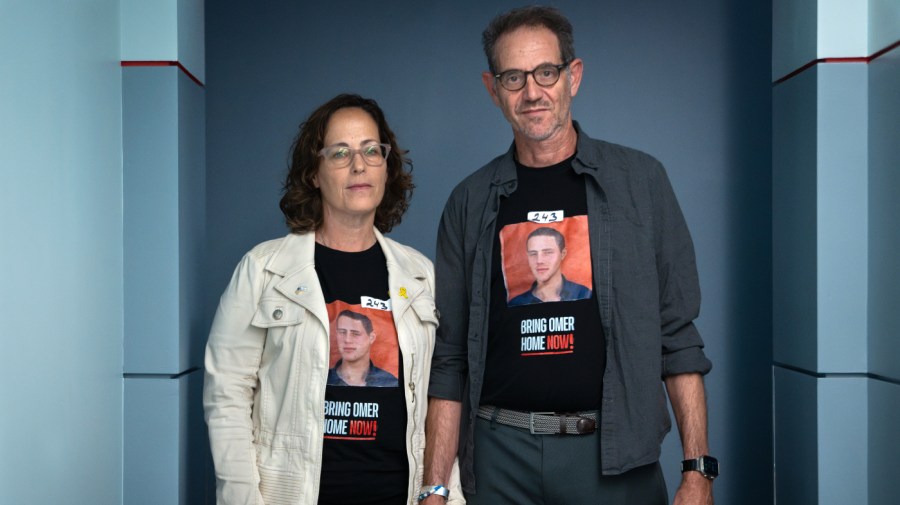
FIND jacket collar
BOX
[377,229,430,319]
[264,231,316,277]
[263,232,327,330]
[261,229,429,323]
[263,228,427,276]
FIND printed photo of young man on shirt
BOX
[508,226,591,306]
[327,309,398,387]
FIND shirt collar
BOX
[491,121,603,187]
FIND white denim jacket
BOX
[204,231,463,505]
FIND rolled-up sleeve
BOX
[649,161,712,378]
[203,252,267,505]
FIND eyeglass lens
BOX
[321,144,389,167]
[499,64,564,91]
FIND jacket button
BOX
[409,382,415,391]
[273,309,283,320]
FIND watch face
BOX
[701,456,719,478]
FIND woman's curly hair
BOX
[280,94,414,233]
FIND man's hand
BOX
[673,471,713,505]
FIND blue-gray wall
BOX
[206,1,773,503]
[2,2,211,504]
[0,2,124,503]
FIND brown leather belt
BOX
[476,405,597,435]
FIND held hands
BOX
[673,472,713,505]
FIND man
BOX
[327,309,397,387]
[508,226,591,306]
[422,6,715,505]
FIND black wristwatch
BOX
[681,455,719,480]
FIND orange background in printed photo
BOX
[326,300,399,377]
[499,215,593,302]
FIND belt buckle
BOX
[528,411,556,434]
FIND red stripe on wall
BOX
[870,39,900,61]
[121,61,204,88]
[773,39,900,85]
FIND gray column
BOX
[772,1,900,503]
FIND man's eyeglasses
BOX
[318,143,391,168]
[494,62,570,91]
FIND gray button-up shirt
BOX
[428,122,712,492]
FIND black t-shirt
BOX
[315,242,408,505]
[482,154,607,411]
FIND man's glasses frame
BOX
[494,61,571,91]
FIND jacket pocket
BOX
[251,297,306,429]
[252,297,305,328]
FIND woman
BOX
[204,94,462,505]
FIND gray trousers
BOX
[466,416,669,505]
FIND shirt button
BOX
[409,382,415,391]
[273,309,283,320]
